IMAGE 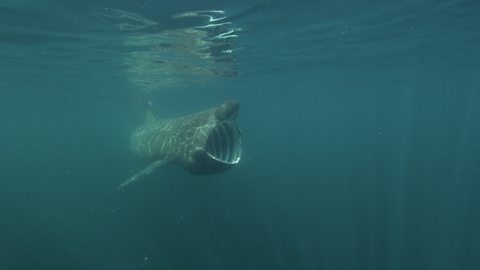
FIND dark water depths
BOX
[1,0,480,269]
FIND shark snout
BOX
[215,100,239,121]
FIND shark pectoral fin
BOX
[118,159,168,189]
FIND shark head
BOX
[188,100,242,174]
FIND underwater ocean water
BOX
[1,0,480,269]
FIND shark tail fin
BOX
[118,159,168,189]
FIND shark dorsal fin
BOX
[145,110,156,123]
[143,100,156,123]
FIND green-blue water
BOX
[1,0,480,269]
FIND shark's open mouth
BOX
[206,120,242,164]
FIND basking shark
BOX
[119,100,242,188]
